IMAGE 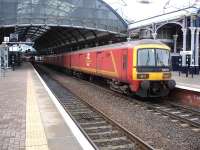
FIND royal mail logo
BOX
[86,53,92,66]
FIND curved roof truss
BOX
[0,0,127,52]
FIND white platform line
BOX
[176,84,200,93]
[33,67,95,150]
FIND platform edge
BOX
[33,66,95,150]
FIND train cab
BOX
[131,42,176,97]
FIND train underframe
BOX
[108,79,175,97]
[136,80,176,97]
[71,69,176,98]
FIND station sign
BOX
[4,37,9,42]
[26,38,31,42]
[180,51,192,56]
[10,33,18,42]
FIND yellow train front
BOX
[130,40,176,97]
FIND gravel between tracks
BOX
[41,66,200,150]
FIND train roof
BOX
[46,39,169,57]
[69,39,169,54]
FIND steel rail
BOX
[36,65,155,150]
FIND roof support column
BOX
[195,27,200,69]
[173,34,178,53]
[152,32,157,40]
[189,27,196,66]
[181,28,187,66]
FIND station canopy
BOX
[0,0,127,53]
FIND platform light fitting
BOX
[137,0,152,4]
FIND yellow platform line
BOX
[26,71,48,150]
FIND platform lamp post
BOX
[178,57,182,76]
[0,46,2,77]
[0,44,8,77]
[0,46,5,77]
[11,46,15,71]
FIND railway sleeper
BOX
[84,125,112,130]
[65,106,88,110]
[76,116,103,122]
[78,117,105,124]
[87,130,119,136]
[63,101,85,104]
[89,132,125,140]
[73,113,100,119]
[79,120,106,125]
[85,126,115,133]
[71,112,96,117]
[93,136,127,143]
[66,106,89,110]
[81,122,109,128]
[63,104,85,108]
[100,144,135,150]
[190,118,199,121]
[70,109,93,113]
[180,114,190,117]
[95,138,134,148]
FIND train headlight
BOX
[163,73,171,79]
[137,73,149,79]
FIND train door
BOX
[64,54,67,68]
[61,55,63,67]
[79,53,84,68]
[96,51,103,75]
[121,49,128,81]
[69,54,71,69]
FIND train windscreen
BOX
[137,48,170,67]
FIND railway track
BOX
[70,73,200,130]
[145,102,200,129]
[97,85,200,129]
[37,67,154,150]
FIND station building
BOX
[128,6,200,73]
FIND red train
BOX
[43,39,176,97]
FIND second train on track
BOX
[43,39,176,97]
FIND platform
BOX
[0,63,94,150]
[172,72,200,92]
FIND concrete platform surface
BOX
[172,72,200,92]
[0,63,89,150]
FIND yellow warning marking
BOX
[26,71,48,150]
